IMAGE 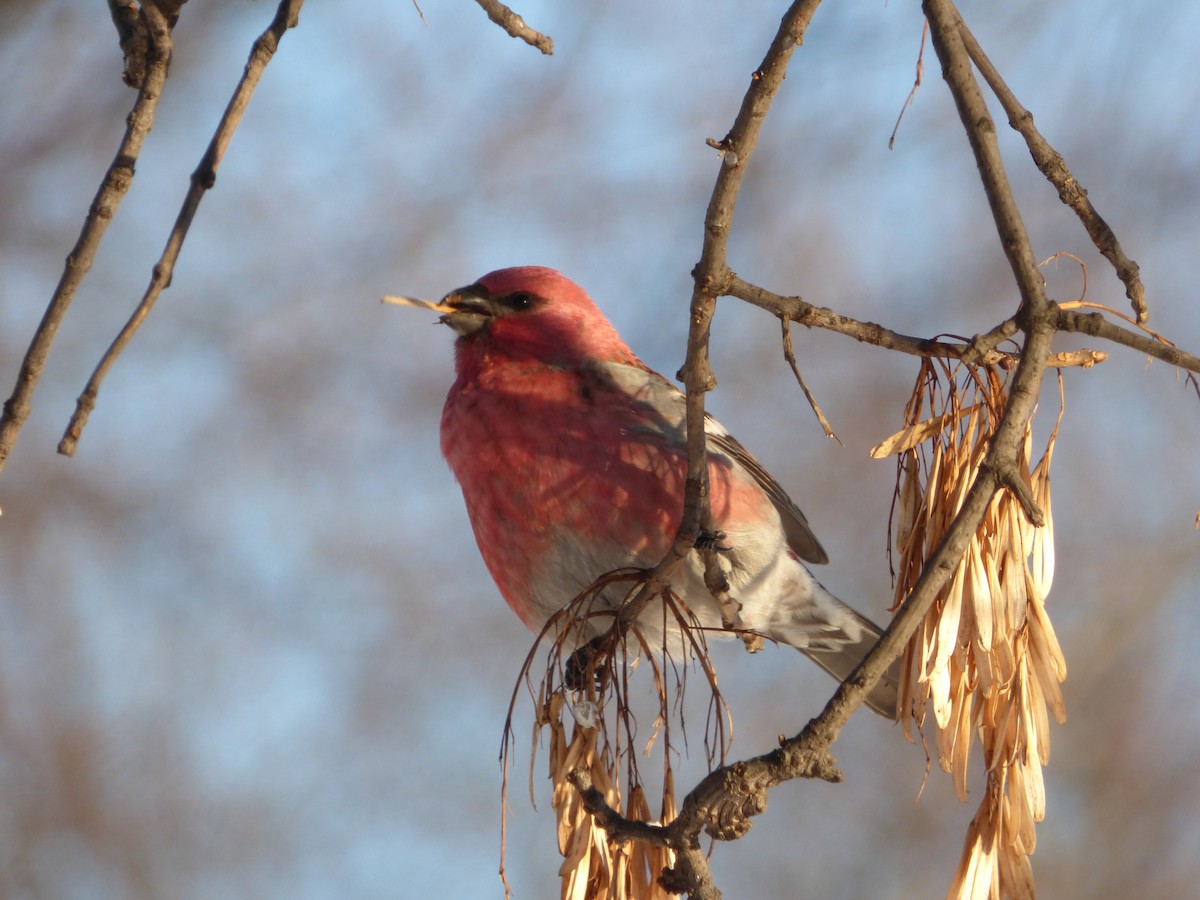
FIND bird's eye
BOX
[506,291,535,310]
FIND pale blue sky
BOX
[2,1,1199,897]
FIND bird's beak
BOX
[380,286,494,336]
[436,288,494,337]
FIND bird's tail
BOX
[799,609,899,718]
[763,599,900,718]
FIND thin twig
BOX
[0,2,177,479]
[780,317,842,444]
[1045,349,1107,368]
[888,19,927,149]
[965,314,1022,363]
[472,0,553,55]
[59,0,306,456]
[954,8,1148,324]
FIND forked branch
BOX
[952,7,1148,324]
[576,0,1107,896]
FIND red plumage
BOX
[436,266,897,716]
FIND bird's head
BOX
[438,267,638,368]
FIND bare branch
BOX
[682,0,828,597]
[730,274,1103,370]
[108,0,149,88]
[568,769,671,846]
[966,313,1022,362]
[535,4,1194,895]
[1055,303,1200,376]
[614,1,1066,882]
[734,274,1009,360]
[924,1,1048,323]
[472,0,553,55]
[59,0,306,456]
[660,845,722,900]
[0,2,178,478]
[984,458,1045,527]
[919,0,1057,509]
[1045,348,1107,368]
[954,9,1148,325]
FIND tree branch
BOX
[59,0,306,456]
[923,0,1048,324]
[953,8,1148,324]
[108,0,150,88]
[0,1,178,479]
[548,4,1198,898]
[472,0,553,55]
[660,4,832,892]
[579,0,836,697]
[683,0,828,589]
[584,2,1071,893]
[1056,303,1200,374]
[729,274,1105,370]
[660,845,722,900]
[780,317,842,442]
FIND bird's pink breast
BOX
[441,354,769,629]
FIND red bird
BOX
[434,266,897,716]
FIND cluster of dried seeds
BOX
[874,360,1067,900]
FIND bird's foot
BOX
[694,529,731,552]
[564,635,606,692]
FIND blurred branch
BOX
[888,19,927,149]
[472,0,553,55]
[953,8,1149,325]
[59,0,306,456]
[0,1,179,480]
[108,1,189,87]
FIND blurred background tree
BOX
[1,1,1197,897]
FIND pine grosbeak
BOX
[433,266,897,716]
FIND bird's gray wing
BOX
[595,360,828,565]
[704,426,828,564]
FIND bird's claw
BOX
[694,529,732,552]
[564,636,606,692]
